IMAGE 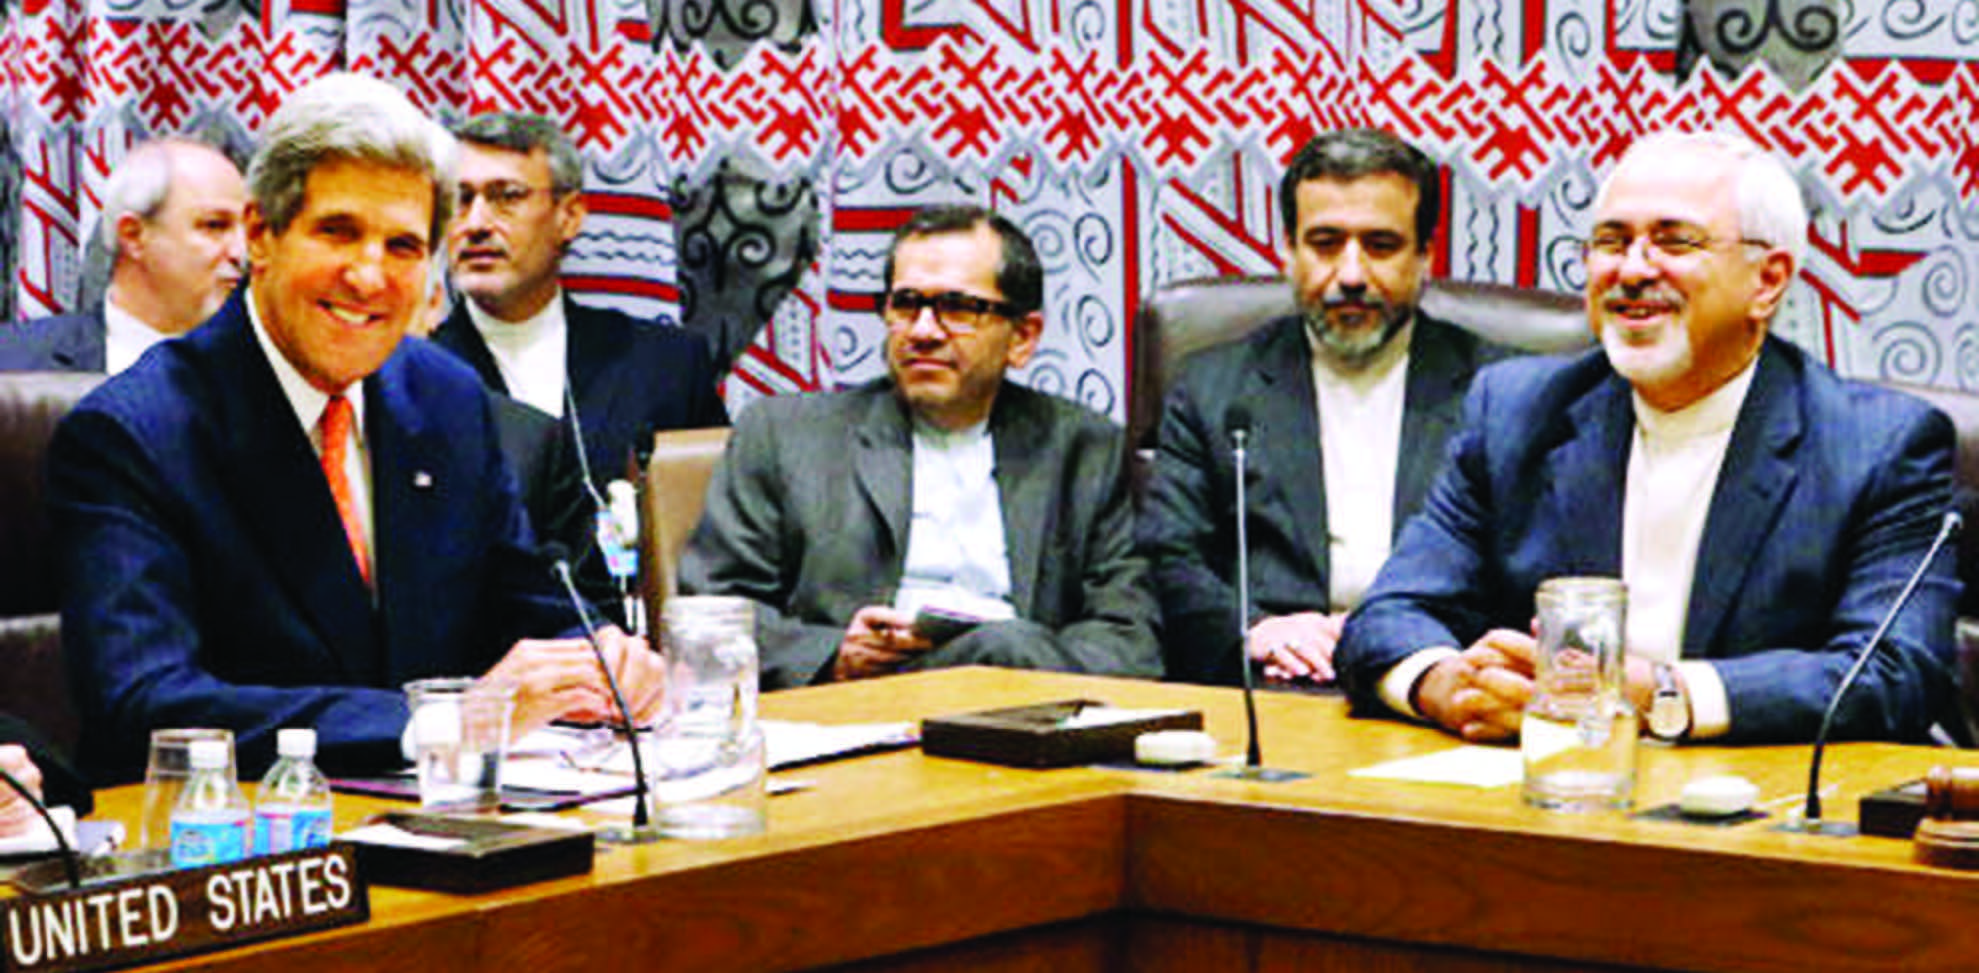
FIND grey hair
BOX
[100,137,230,259]
[246,72,457,250]
[451,112,584,195]
[1599,129,1808,269]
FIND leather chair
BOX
[1880,381,1979,745]
[1127,275,1589,453]
[0,372,104,756]
[639,427,732,622]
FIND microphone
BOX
[543,542,660,843]
[1794,510,1962,834]
[1225,406,1263,770]
[0,763,80,891]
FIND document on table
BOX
[1348,745,1525,788]
[502,720,920,795]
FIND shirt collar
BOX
[463,287,566,352]
[1631,355,1757,442]
[102,295,170,374]
[246,285,366,440]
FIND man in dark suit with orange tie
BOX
[49,74,663,782]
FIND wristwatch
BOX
[1647,661,1691,741]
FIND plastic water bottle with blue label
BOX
[255,728,334,854]
[170,738,250,867]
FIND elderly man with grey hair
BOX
[1336,130,1958,746]
[49,73,663,782]
[0,137,246,372]
[432,111,726,492]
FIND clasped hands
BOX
[480,626,666,738]
[1246,611,1345,684]
[1414,628,1539,742]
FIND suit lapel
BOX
[1540,374,1633,577]
[1683,344,1799,657]
[852,388,913,568]
[990,387,1046,615]
[1394,316,1468,526]
[206,302,379,680]
[367,361,449,685]
[433,306,508,394]
[1251,320,1330,582]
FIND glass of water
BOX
[1521,577,1637,812]
[404,678,515,812]
[654,595,765,838]
[140,728,235,852]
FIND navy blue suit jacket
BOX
[0,311,105,372]
[1336,337,1959,743]
[1137,313,1509,685]
[50,293,576,782]
[431,297,728,486]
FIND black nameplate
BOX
[2,844,368,972]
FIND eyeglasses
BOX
[456,181,559,217]
[881,288,1023,334]
[1577,225,1773,263]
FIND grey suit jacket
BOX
[0,310,106,372]
[1137,312,1508,685]
[680,379,1162,689]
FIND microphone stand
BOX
[1783,511,1961,836]
[553,560,663,844]
[1216,413,1306,784]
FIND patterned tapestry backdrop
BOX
[4,0,1977,419]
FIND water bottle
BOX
[170,738,250,867]
[255,728,334,854]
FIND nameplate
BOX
[2,844,368,972]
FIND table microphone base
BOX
[1771,816,1858,837]
[1213,765,1310,784]
[597,822,667,844]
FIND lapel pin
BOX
[413,471,434,489]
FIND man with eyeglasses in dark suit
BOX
[680,204,1161,689]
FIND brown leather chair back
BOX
[1127,275,1589,452]
[0,371,104,754]
[640,427,732,621]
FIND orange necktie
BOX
[318,394,371,587]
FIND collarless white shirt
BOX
[246,291,373,576]
[1621,360,1757,739]
[899,417,1012,607]
[1309,319,1413,611]
[102,296,170,376]
[465,290,568,418]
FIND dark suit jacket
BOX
[679,379,1162,689]
[1336,337,1959,743]
[0,712,91,815]
[50,292,577,782]
[1137,313,1508,685]
[431,296,729,488]
[0,311,105,372]
[487,391,622,619]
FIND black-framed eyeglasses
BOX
[1576,225,1773,263]
[881,288,1023,334]
[456,181,560,217]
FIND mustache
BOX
[1319,291,1387,311]
[1598,283,1684,307]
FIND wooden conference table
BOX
[72,668,1979,972]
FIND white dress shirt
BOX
[102,297,170,376]
[464,290,569,418]
[1310,320,1412,611]
[896,418,1013,617]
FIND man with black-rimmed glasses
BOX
[679,204,1161,688]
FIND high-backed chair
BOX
[0,371,104,755]
[1127,275,1589,453]
[639,426,733,622]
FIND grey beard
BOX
[1301,302,1410,368]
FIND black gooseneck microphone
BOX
[1796,510,1962,833]
[1226,405,1263,770]
[0,764,80,890]
[544,542,659,842]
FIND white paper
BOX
[339,822,468,851]
[1348,746,1525,788]
[0,805,77,855]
